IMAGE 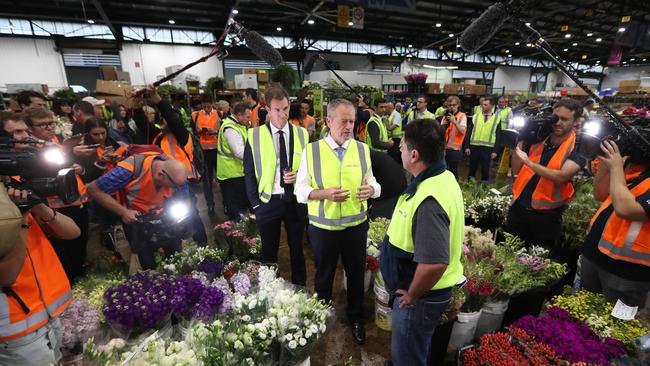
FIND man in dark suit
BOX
[243,86,309,286]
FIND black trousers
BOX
[189,185,208,245]
[309,220,368,322]
[49,205,88,283]
[388,137,402,165]
[202,149,218,209]
[445,149,462,178]
[124,222,182,270]
[256,195,307,286]
[218,177,249,221]
[468,145,493,181]
[506,202,563,258]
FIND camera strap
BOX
[2,287,30,314]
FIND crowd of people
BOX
[0,84,648,366]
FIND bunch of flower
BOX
[59,298,101,350]
[102,271,176,334]
[404,73,428,84]
[552,290,649,346]
[367,217,390,246]
[202,318,272,366]
[465,194,511,230]
[72,271,125,318]
[462,327,564,366]
[461,259,496,312]
[230,272,252,295]
[463,225,496,262]
[160,245,225,276]
[83,337,128,366]
[512,307,626,364]
[301,80,322,90]
[211,277,235,314]
[193,286,226,321]
[214,218,262,260]
[366,255,379,273]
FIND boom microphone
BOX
[229,20,283,66]
[304,53,318,75]
[459,2,509,54]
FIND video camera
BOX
[0,132,79,211]
[499,105,556,149]
[577,116,650,164]
[138,198,193,243]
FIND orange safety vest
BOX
[292,115,316,131]
[46,136,89,208]
[511,131,576,210]
[0,215,73,340]
[155,132,196,179]
[250,104,262,128]
[116,154,173,213]
[445,112,467,151]
[193,110,219,150]
[588,166,650,266]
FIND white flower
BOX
[285,333,293,341]
[248,299,257,309]
[319,324,327,333]
[234,340,244,349]
[288,340,297,349]
[298,337,307,346]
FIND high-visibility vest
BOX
[292,115,316,132]
[0,215,72,340]
[248,124,308,203]
[100,105,113,121]
[389,110,402,138]
[250,104,263,128]
[179,107,191,130]
[305,139,371,231]
[406,109,435,123]
[470,111,501,147]
[217,117,247,180]
[498,106,512,129]
[511,132,577,210]
[116,154,173,213]
[434,106,446,119]
[46,136,88,208]
[155,132,196,179]
[588,166,650,267]
[445,112,467,151]
[364,115,389,151]
[193,110,219,150]
[386,170,464,290]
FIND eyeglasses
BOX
[32,121,56,129]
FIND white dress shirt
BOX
[269,122,291,195]
[223,116,246,160]
[295,135,381,204]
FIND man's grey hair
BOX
[326,98,355,118]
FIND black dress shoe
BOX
[351,322,366,345]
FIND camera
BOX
[577,116,650,164]
[499,106,556,149]
[138,198,193,243]
[0,132,79,211]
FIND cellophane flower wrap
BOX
[512,307,626,364]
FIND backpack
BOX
[187,133,205,181]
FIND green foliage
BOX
[270,64,299,94]
[560,178,598,250]
[157,84,185,100]
[51,88,79,104]
[205,76,224,98]
[319,80,383,106]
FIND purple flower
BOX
[171,277,205,317]
[230,272,251,295]
[212,277,234,314]
[192,286,225,321]
[60,298,100,349]
[198,261,224,275]
[516,256,547,272]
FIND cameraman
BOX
[0,166,79,363]
[441,96,467,177]
[508,98,586,256]
[580,141,650,308]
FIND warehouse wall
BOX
[601,65,650,89]
[306,52,374,72]
[0,37,68,90]
[120,43,223,86]
[493,66,531,91]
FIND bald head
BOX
[153,159,188,188]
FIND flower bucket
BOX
[448,311,482,350]
[428,317,456,366]
[374,282,392,331]
[474,299,509,338]
[503,286,548,326]
[342,269,373,292]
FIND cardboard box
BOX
[619,79,641,88]
[106,96,135,109]
[618,86,640,94]
[242,68,257,75]
[443,84,460,94]
[425,83,440,94]
[95,80,133,96]
[257,69,269,82]
[464,84,487,95]
[235,74,258,89]
[116,71,131,83]
[6,83,48,94]
[100,65,118,81]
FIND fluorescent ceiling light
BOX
[422,65,458,69]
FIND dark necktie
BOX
[278,130,289,189]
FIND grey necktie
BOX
[335,146,345,161]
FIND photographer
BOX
[441,96,467,177]
[0,182,79,364]
[507,98,586,256]
[580,141,650,308]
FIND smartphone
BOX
[85,144,101,148]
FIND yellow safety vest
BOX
[305,139,371,231]
[248,124,308,203]
[434,106,446,119]
[217,117,247,180]
[498,107,512,129]
[406,109,435,123]
[470,111,500,147]
[364,115,389,151]
[386,170,464,290]
[389,110,402,138]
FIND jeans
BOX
[0,317,62,366]
[391,290,451,366]
[581,256,650,308]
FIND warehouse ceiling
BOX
[1,0,649,66]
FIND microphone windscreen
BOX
[459,3,509,54]
[244,31,283,66]
[303,53,318,75]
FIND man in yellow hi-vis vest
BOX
[466,97,502,182]
[244,86,309,287]
[295,98,381,345]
